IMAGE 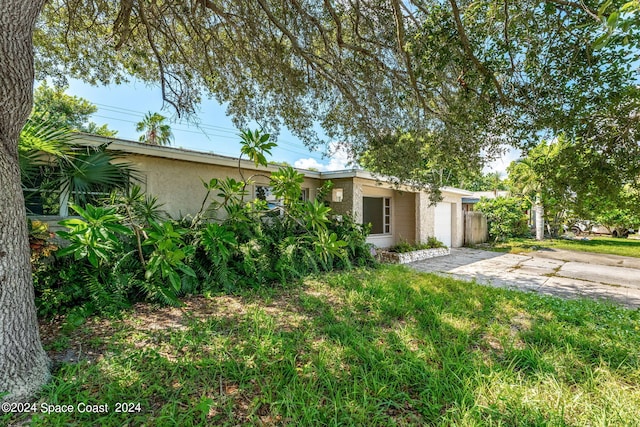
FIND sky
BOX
[63,78,517,176]
[63,78,353,172]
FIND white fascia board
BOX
[440,187,474,196]
[72,133,323,178]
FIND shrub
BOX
[475,197,529,241]
[388,237,446,253]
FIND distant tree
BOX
[506,139,579,239]
[460,171,508,193]
[136,112,173,146]
[32,82,117,136]
[507,135,640,239]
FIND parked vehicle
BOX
[569,220,634,238]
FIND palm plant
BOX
[136,112,173,146]
[20,116,135,216]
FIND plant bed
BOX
[376,246,450,264]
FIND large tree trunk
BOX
[0,0,50,403]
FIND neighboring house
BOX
[31,134,473,248]
[462,190,509,212]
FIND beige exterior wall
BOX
[327,178,356,218]
[127,154,324,218]
[393,191,416,243]
[412,190,467,248]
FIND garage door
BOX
[434,202,452,248]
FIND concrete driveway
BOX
[408,248,640,308]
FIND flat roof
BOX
[74,133,471,195]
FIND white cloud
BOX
[294,157,326,170]
[294,142,356,172]
[483,147,521,177]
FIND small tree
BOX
[136,112,173,146]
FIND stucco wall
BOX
[393,191,416,243]
[327,178,356,218]
[413,190,467,248]
[128,154,323,218]
[417,195,436,241]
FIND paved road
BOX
[408,248,640,308]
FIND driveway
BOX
[408,248,640,309]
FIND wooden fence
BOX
[464,211,488,246]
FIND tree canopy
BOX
[34,0,640,191]
[507,135,640,236]
[32,82,117,136]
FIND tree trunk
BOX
[0,0,50,403]
[534,194,544,241]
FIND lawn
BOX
[483,235,640,258]
[5,265,640,426]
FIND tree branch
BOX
[544,0,601,21]
[449,0,507,104]
[390,0,433,115]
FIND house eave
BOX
[73,133,323,178]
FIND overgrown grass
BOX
[5,265,640,426]
[483,236,640,258]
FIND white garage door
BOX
[434,202,452,248]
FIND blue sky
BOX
[63,78,352,171]
[63,78,516,176]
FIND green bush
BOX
[389,237,446,253]
[475,197,530,241]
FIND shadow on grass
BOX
[6,266,640,426]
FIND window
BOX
[255,185,282,209]
[300,188,309,202]
[363,196,391,235]
[256,186,309,205]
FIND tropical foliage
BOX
[19,116,133,216]
[32,131,374,320]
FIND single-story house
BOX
[31,134,473,248]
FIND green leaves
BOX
[475,197,529,242]
[301,200,331,232]
[144,221,196,295]
[57,203,132,268]
[269,166,304,207]
[216,177,246,203]
[313,230,348,268]
[136,112,173,146]
[201,223,237,263]
[239,129,276,168]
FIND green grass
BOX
[5,265,640,426]
[483,236,640,258]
